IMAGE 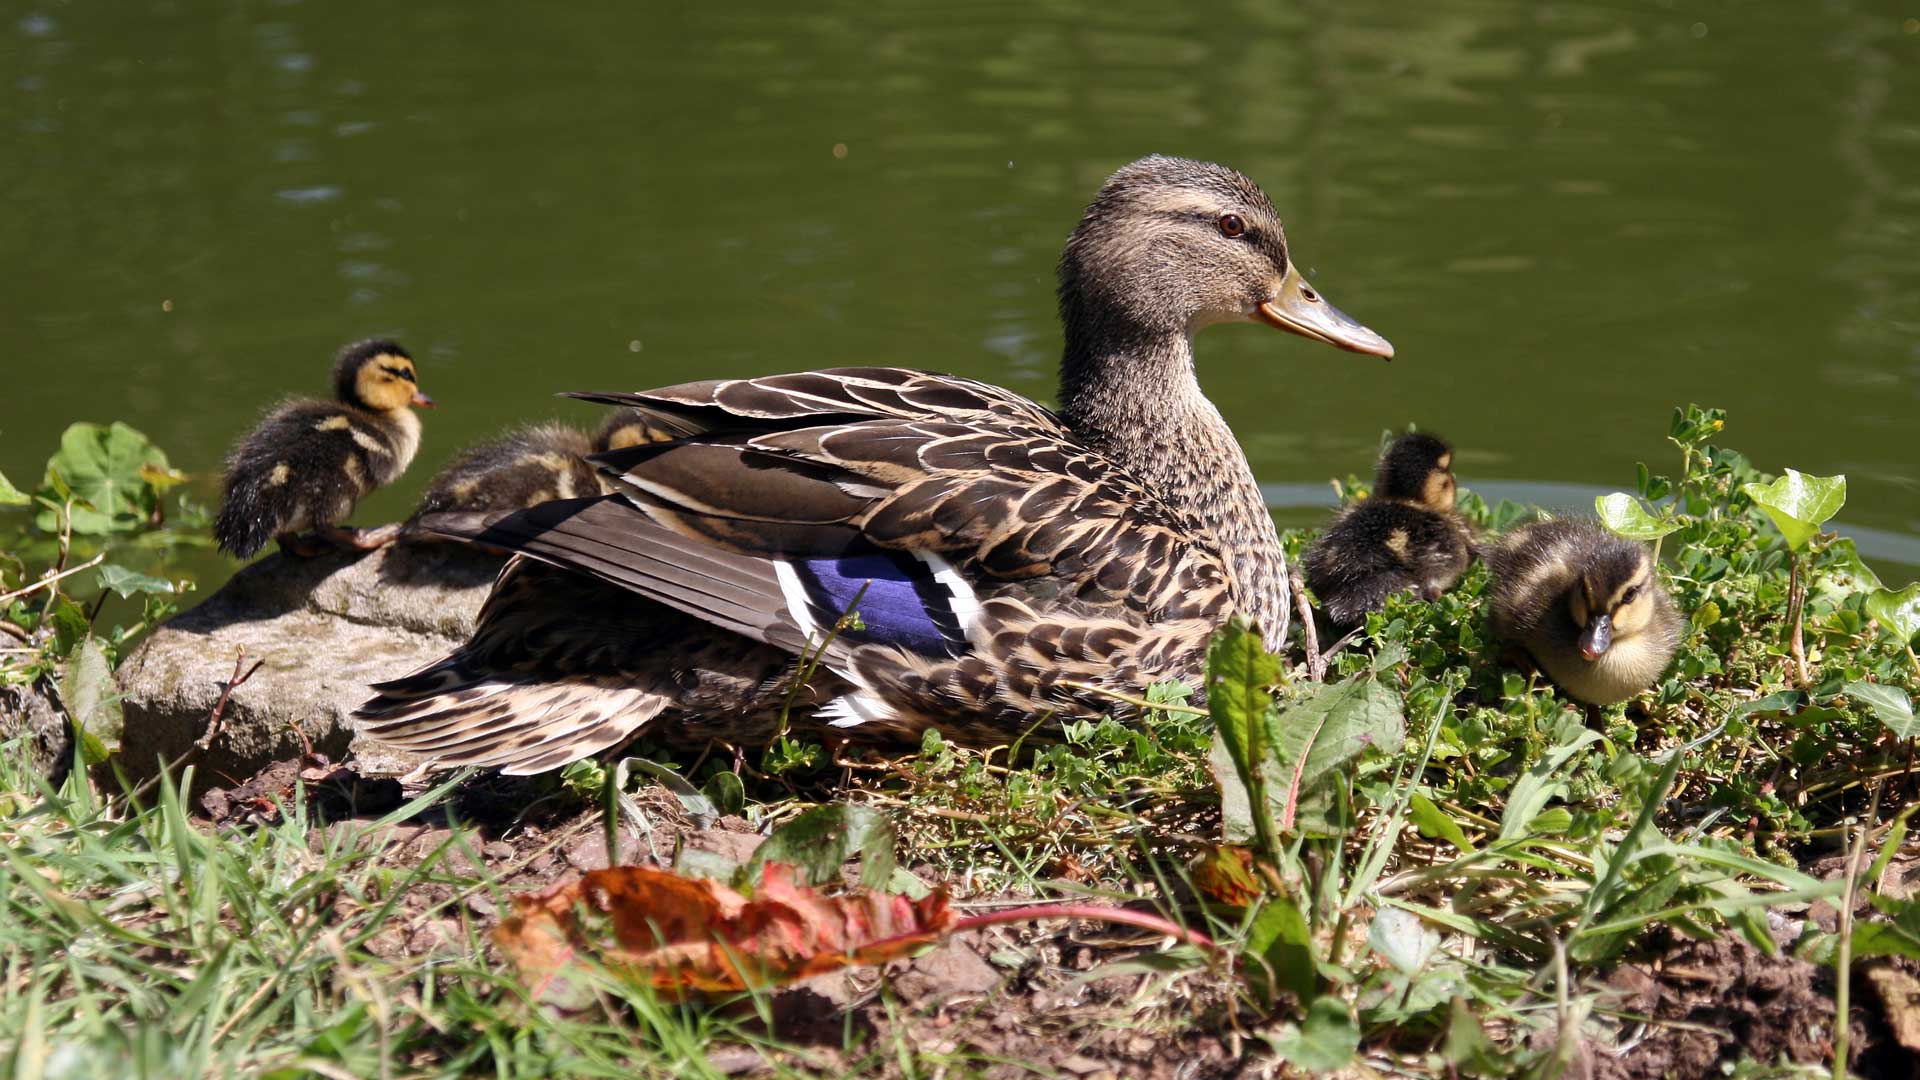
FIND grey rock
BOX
[114,541,501,788]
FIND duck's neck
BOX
[1059,331,1291,644]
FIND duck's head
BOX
[1376,432,1455,511]
[1568,543,1659,661]
[336,339,433,413]
[1057,155,1392,360]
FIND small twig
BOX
[0,553,105,606]
[944,903,1219,955]
[0,621,29,644]
[121,649,264,805]
[1290,566,1325,683]
[1320,626,1364,666]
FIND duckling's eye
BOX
[1217,213,1246,239]
[382,366,417,383]
[1621,585,1641,605]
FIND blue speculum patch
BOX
[794,551,965,656]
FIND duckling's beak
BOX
[1255,266,1395,359]
[410,391,436,409]
[1579,614,1613,660]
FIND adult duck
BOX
[358,155,1394,774]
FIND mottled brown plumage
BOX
[1485,520,1683,706]
[409,422,605,522]
[215,340,432,558]
[357,156,1394,774]
[1303,433,1472,628]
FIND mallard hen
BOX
[215,339,433,558]
[1484,520,1683,706]
[357,155,1393,774]
[1303,432,1472,628]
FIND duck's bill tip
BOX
[1254,272,1394,360]
[411,391,437,409]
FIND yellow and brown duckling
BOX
[214,339,433,558]
[1303,432,1473,628]
[410,423,605,519]
[1484,520,1683,706]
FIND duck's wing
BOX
[383,398,1230,743]
[564,366,1065,444]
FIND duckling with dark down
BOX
[214,340,433,558]
[406,410,678,527]
[357,155,1395,775]
[1484,520,1683,706]
[1303,432,1472,628]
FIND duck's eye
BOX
[1621,585,1641,605]
[1217,213,1246,239]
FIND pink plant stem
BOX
[944,904,1219,953]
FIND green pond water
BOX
[5,0,1918,593]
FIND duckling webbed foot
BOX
[318,523,404,552]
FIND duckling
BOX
[214,339,433,559]
[1303,432,1473,628]
[410,423,604,519]
[1484,520,1683,706]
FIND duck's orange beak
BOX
[1255,266,1394,359]
[410,390,436,409]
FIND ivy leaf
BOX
[1867,585,1920,645]
[745,804,896,890]
[94,564,176,599]
[0,470,29,507]
[1741,470,1846,552]
[1846,681,1917,741]
[35,422,174,535]
[1594,493,1680,541]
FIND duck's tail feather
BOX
[357,655,667,776]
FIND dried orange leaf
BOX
[494,862,950,1002]
[1193,845,1263,907]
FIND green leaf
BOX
[1594,493,1681,541]
[1368,907,1438,975]
[0,470,29,507]
[1853,894,1920,962]
[1272,673,1406,836]
[1500,719,1604,840]
[1408,792,1473,852]
[1846,681,1917,740]
[702,770,746,817]
[1867,585,1920,645]
[1269,996,1359,1073]
[745,804,896,889]
[1206,618,1284,853]
[1741,469,1846,552]
[1244,895,1316,1005]
[56,637,122,763]
[94,564,175,599]
[35,422,174,535]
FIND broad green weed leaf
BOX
[1594,493,1680,541]
[1206,619,1283,849]
[1244,895,1316,1004]
[1500,719,1603,840]
[746,804,895,889]
[1741,469,1845,552]
[1270,997,1359,1072]
[57,636,122,762]
[1846,681,1917,740]
[1867,585,1920,644]
[1407,793,1473,851]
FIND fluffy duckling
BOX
[1484,520,1683,706]
[215,339,433,558]
[1303,432,1473,628]
[410,423,604,519]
